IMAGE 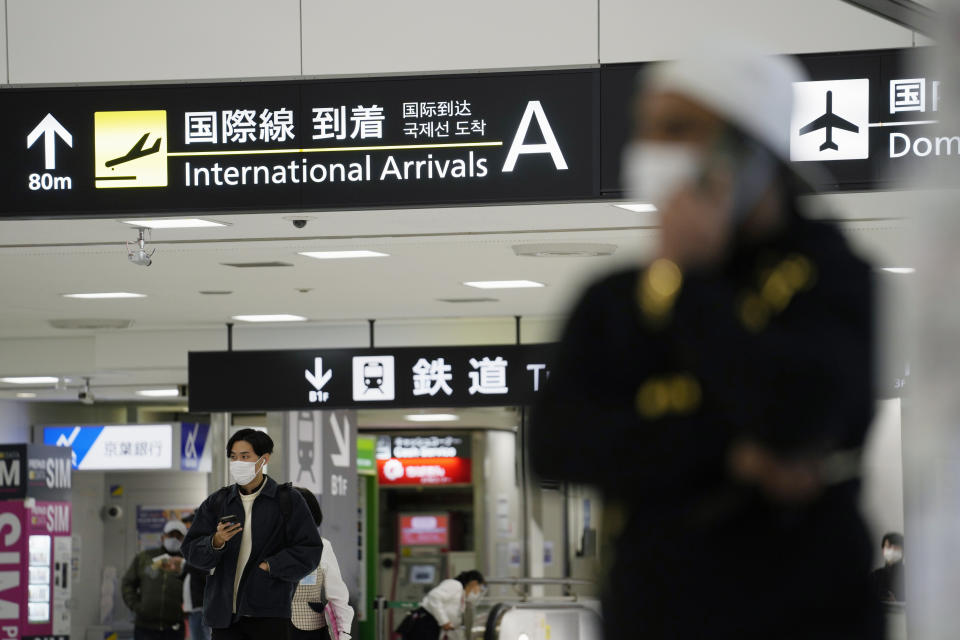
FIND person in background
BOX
[122,520,188,640]
[398,570,485,640]
[181,429,322,640]
[289,487,353,640]
[870,532,905,602]
[531,46,881,639]
[181,513,211,640]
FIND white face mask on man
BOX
[229,456,265,486]
[621,141,702,210]
[883,547,903,565]
[162,537,182,553]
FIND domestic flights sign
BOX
[600,46,952,192]
[1,70,597,218]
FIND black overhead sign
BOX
[602,47,953,193]
[188,344,556,412]
[3,47,950,219]
[1,70,598,218]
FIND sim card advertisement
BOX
[0,69,598,219]
[188,343,556,412]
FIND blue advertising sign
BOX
[42,425,173,470]
[180,423,211,472]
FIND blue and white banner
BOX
[42,425,173,470]
[180,423,211,472]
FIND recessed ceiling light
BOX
[231,314,307,323]
[882,268,915,274]
[15,392,37,399]
[122,219,226,229]
[463,280,545,289]
[49,318,134,330]
[614,203,658,213]
[1,377,59,384]
[404,414,460,422]
[437,297,499,303]
[513,243,616,258]
[136,389,180,398]
[63,292,146,299]
[298,251,389,260]
[221,262,293,268]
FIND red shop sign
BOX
[377,456,472,486]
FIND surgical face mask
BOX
[229,456,264,486]
[622,136,778,226]
[465,590,482,605]
[883,547,903,565]
[621,141,701,210]
[162,537,182,553]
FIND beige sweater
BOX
[232,481,265,612]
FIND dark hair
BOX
[181,513,195,525]
[455,570,485,587]
[882,532,904,548]
[227,429,274,457]
[295,487,323,527]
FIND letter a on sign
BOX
[502,101,568,172]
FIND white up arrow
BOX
[27,114,73,171]
[305,357,333,403]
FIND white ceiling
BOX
[0,192,914,402]
[0,202,659,338]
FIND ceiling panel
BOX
[0,193,914,401]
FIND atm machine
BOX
[0,444,73,640]
[391,513,451,604]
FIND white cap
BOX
[642,47,808,163]
[163,520,187,536]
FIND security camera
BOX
[128,248,153,267]
[101,505,123,520]
[78,377,95,405]
[127,228,155,267]
[291,219,308,229]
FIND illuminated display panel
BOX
[400,514,450,547]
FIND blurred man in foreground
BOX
[531,48,880,638]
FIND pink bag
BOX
[324,602,341,640]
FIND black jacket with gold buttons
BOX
[531,211,881,639]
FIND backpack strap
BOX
[211,485,231,519]
[276,481,293,525]
[275,481,294,547]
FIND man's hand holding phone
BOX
[212,515,242,548]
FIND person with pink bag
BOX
[290,488,354,640]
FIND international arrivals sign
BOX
[2,47,948,220]
[1,70,597,217]
[188,343,556,412]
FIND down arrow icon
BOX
[305,357,332,403]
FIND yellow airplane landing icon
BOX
[95,110,168,188]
